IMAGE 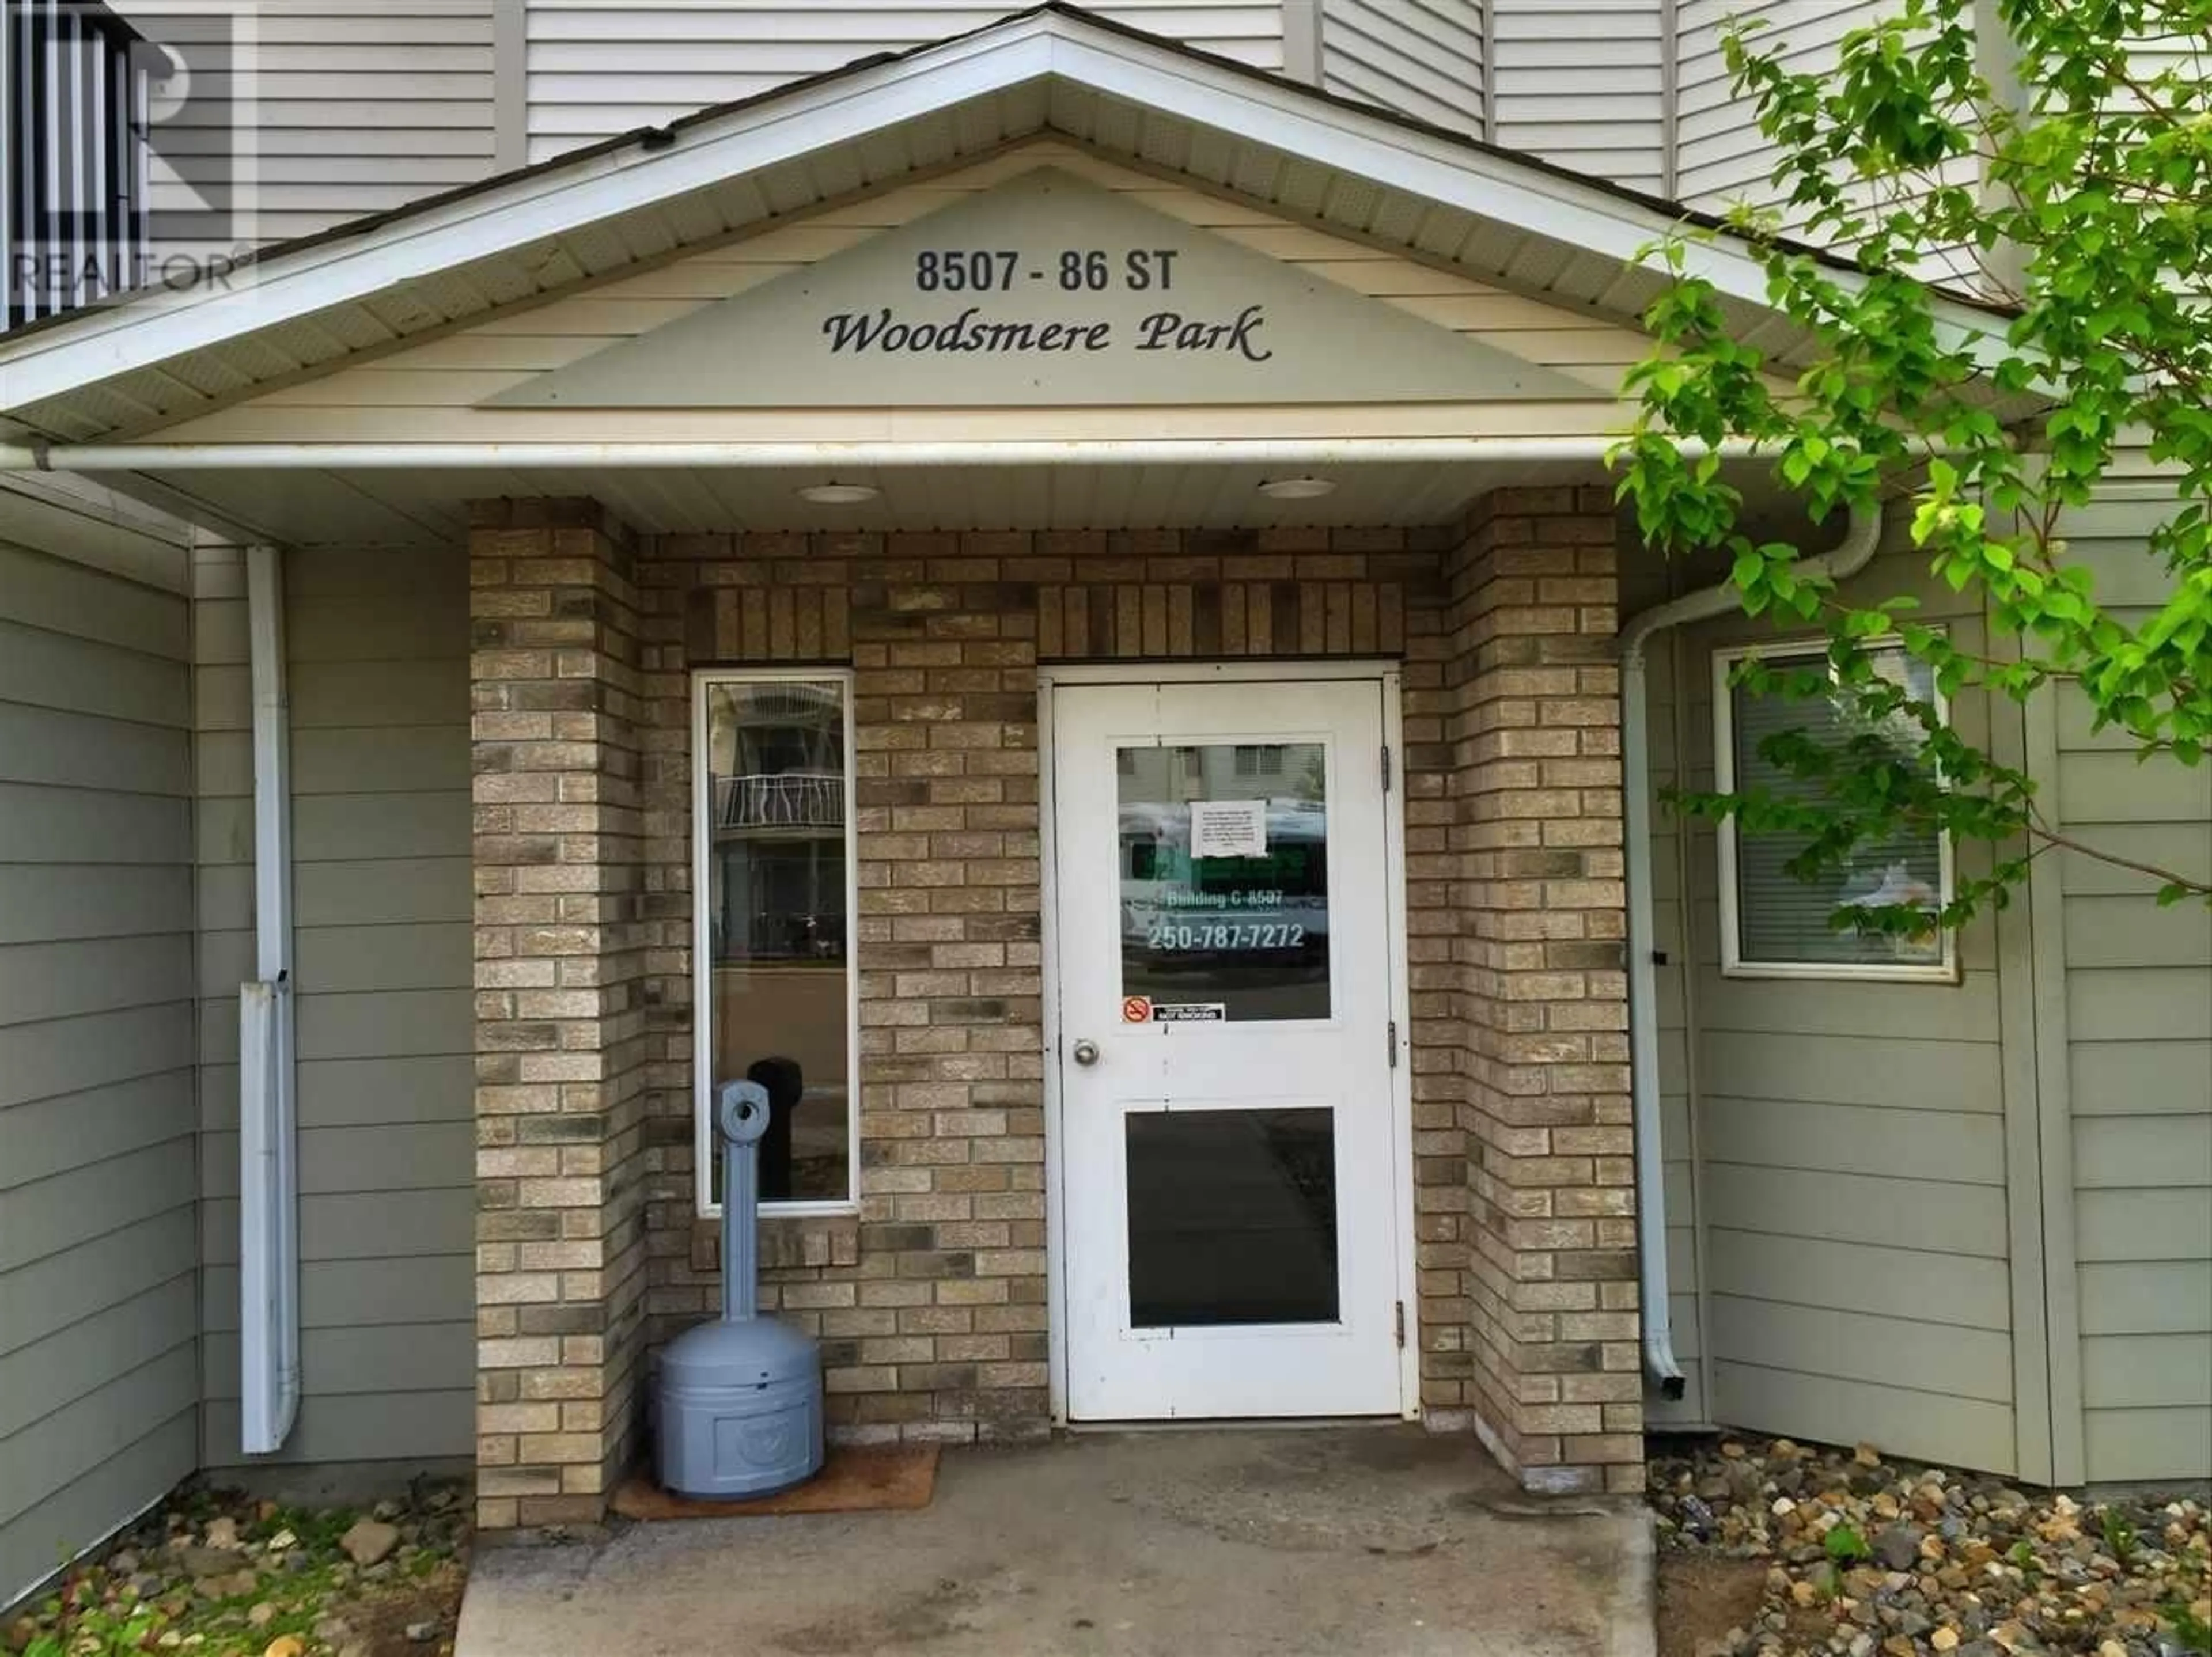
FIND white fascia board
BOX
[0,17,1063,410]
[1046,28,2006,361]
[0,9,2006,417]
[1050,31,1742,286]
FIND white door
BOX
[1051,676,1406,1420]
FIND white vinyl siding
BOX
[116,1,498,245]
[1318,0,1484,137]
[522,2,1290,162]
[1664,514,2021,1472]
[1673,0,1869,208]
[1489,0,1666,193]
[0,480,199,1608]
[193,543,474,1469]
[1672,0,1978,285]
[2047,477,2212,1485]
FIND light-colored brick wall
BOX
[636,528,1461,1444]
[1433,487,1641,1496]
[469,500,653,1529]
[467,500,1642,1518]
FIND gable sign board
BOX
[485,169,1596,409]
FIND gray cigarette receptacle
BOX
[654,1078,825,1499]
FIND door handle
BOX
[1070,1039,1100,1067]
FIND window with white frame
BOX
[694,672,859,1213]
[1713,639,1955,980]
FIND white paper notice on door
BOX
[1189,799,1268,859]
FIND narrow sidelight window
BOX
[694,672,858,1212]
[1713,639,1956,981]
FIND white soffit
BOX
[119,456,1588,545]
[115,450,1834,547]
[0,6,2009,447]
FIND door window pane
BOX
[1118,743,1330,1022]
[1125,1109,1339,1328]
[702,678,852,1205]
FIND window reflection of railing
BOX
[717,773,845,829]
[722,910,846,962]
[740,684,841,721]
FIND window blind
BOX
[1728,647,1946,968]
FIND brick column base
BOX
[469,499,650,1529]
[1441,487,1643,1496]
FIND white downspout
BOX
[238,542,300,1453]
[1621,503,1883,1396]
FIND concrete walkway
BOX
[458,1428,1654,1657]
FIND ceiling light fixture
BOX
[795,481,880,505]
[1256,476,1338,500]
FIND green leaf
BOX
[1825,1524,1873,1564]
[1617,0,2212,930]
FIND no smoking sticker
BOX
[1122,996,1153,1023]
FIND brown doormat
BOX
[611,1443,940,1521]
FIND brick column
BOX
[842,539,1050,1440]
[1442,487,1642,1496]
[468,499,651,1529]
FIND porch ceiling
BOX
[93,453,1828,548]
[128,455,1611,546]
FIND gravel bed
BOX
[3,1478,470,1657]
[1650,1435,2209,1657]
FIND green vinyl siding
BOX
[1652,513,2023,1472]
[2048,486,2212,1485]
[194,544,474,1472]
[0,483,199,1607]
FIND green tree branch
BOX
[1619,0,2212,924]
